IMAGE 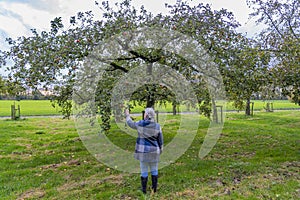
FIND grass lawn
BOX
[0,110,299,199]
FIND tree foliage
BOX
[0,76,6,98]
[0,76,26,100]
[247,0,300,105]
[0,0,287,130]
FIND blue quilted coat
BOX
[126,117,163,162]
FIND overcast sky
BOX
[0,0,261,75]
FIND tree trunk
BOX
[245,98,251,116]
[172,102,177,115]
[145,63,155,108]
[146,94,155,108]
[211,98,218,122]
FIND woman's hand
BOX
[125,109,130,117]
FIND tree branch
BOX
[109,62,129,72]
[287,0,299,40]
[262,6,284,38]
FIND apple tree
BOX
[0,0,255,131]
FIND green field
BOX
[0,100,60,117]
[0,111,299,199]
[0,100,299,117]
[226,100,300,111]
[120,100,300,113]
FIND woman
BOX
[125,107,163,194]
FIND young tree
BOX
[224,39,270,115]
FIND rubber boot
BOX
[151,175,158,193]
[141,176,148,194]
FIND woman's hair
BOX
[145,107,155,121]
